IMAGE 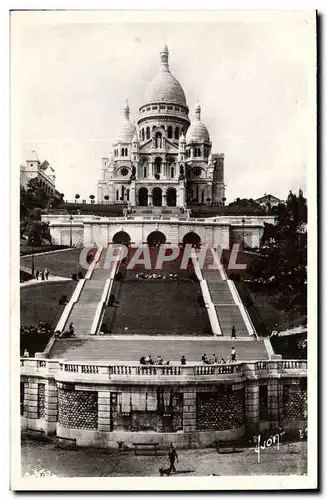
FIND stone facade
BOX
[97,46,225,207]
[43,214,274,250]
[20,359,307,449]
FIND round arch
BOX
[152,187,162,206]
[112,231,131,245]
[147,231,166,247]
[138,187,148,206]
[182,231,201,247]
[166,188,177,207]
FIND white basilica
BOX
[97,45,225,208]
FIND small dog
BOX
[159,467,172,476]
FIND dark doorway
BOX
[182,232,201,247]
[147,231,166,247]
[113,231,131,245]
[138,187,148,206]
[152,187,162,206]
[166,188,177,207]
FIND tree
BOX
[75,194,80,202]
[104,195,109,204]
[249,189,307,313]
[89,195,95,204]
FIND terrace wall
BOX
[43,214,275,249]
[21,359,307,449]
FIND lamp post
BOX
[69,215,73,247]
[242,218,245,251]
[31,253,35,278]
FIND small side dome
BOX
[186,101,210,143]
[115,99,136,143]
[179,133,186,144]
[132,131,139,143]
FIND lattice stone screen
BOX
[283,383,307,420]
[38,384,45,419]
[58,389,98,429]
[196,389,245,431]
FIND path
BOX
[21,438,307,477]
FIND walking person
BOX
[231,347,236,362]
[168,443,178,474]
[231,325,236,339]
[35,270,39,281]
[40,271,45,281]
[180,355,186,365]
[44,268,49,280]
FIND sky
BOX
[12,10,315,203]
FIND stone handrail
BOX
[20,358,307,382]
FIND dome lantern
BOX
[160,44,169,70]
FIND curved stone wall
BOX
[20,359,307,449]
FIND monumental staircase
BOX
[200,249,256,337]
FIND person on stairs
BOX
[231,325,236,339]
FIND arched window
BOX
[116,190,119,201]
[141,129,145,141]
[201,191,204,203]
[121,148,124,156]
[146,127,150,139]
[175,127,180,140]
[144,166,147,178]
[194,148,197,157]
[198,148,201,157]
[125,148,128,156]
[168,126,173,138]
[196,185,199,201]
[171,167,174,178]
[126,189,130,201]
[154,157,162,174]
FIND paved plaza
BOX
[21,438,307,478]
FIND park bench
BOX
[26,428,46,441]
[132,442,159,456]
[216,440,238,454]
[55,435,77,448]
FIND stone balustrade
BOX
[20,358,307,383]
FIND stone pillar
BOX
[183,390,197,433]
[98,391,111,433]
[267,379,279,431]
[130,181,136,206]
[44,381,58,435]
[245,382,259,434]
[148,193,153,206]
[162,194,167,207]
[278,380,284,424]
[25,379,39,421]
[108,181,115,205]
[84,223,92,246]
[178,183,185,207]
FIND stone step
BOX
[49,337,269,361]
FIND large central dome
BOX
[144,45,187,106]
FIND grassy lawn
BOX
[20,248,88,278]
[235,280,306,337]
[20,281,77,327]
[20,241,69,256]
